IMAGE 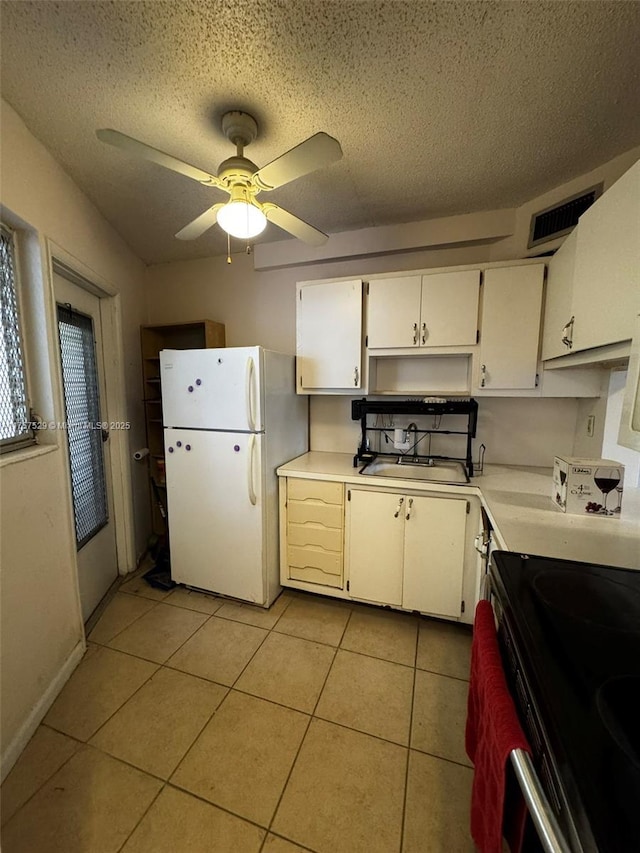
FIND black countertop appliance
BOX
[489,551,640,852]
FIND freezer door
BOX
[164,428,265,602]
[161,347,264,431]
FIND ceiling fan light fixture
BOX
[217,198,267,240]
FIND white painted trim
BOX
[0,442,57,469]
[0,639,86,782]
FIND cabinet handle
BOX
[480,364,487,388]
[421,322,426,344]
[405,497,414,520]
[245,357,256,431]
[561,316,575,349]
[354,366,359,386]
[393,497,404,518]
[413,323,418,344]
[247,434,257,506]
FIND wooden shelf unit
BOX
[140,320,226,535]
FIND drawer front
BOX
[289,565,343,588]
[288,545,342,577]
[288,478,343,505]
[287,501,343,529]
[287,522,343,553]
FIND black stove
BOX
[490,551,640,853]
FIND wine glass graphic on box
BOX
[558,467,567,508]
[594,467,621,515]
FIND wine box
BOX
[552,456,624,516]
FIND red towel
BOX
[466,599,531,853]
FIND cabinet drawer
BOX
[288,478,343,505]
[289,565,343,588]
[288,545,343,587]
[287,500,343,529]
[287,522,343,553]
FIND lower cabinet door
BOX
[402,495,467,618]
[347,490,404,605]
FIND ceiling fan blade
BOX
[175,203,226,240]
[96,129,224,188]
[253,132,342,191]
[263,203,328,246]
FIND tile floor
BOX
[1,576,475,853]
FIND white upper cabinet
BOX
[479,264,545,389]
[571,160,640,353]
[367,270,480,349]
[421,271,480,347]
[367,276,422,348]
[296,279,363,393]
[541,229,578,361]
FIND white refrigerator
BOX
[160,346,308,606]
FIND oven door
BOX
[488,580,582,853]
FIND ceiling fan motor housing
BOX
[217,155,259,188]
[221,111,258,149]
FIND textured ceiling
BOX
[2,0,640,265]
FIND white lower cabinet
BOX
[347,490,404,605]
[346,488,469,619]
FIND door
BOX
[55,272,117,621]
[347,489,403,605]
[367,276,421,348]
[402,495,467,618]
[479,265,544,389]
[420,270,480,346]
[296,279,363,390]
[541,230,577,361]
[572,160,640,352]
[161,346,263,431]
[164,428,265,603]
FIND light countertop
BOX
[277,452,640,570]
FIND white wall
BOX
[145,242,496,352]
[309,395,580,467]
[0,100,147,776]
[489,145,640,261]
[144,156,640,468]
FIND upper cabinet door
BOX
[479,264,545,389]
[541,229,577,361]
[420,270,480,346]
[296,279,363,391]
[571,161,640,352]
[366,276,422,348]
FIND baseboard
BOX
[0,638,86,783]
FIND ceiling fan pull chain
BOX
[227,232,232,264]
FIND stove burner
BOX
[532,570,640,633]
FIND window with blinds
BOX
[0,224,34,452]
[57,304,108,547]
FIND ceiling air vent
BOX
[528,183,603,249]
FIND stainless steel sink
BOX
[360,456,469,484]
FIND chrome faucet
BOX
[407,423,418,457]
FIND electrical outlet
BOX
[586,415,595,437]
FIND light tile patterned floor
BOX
[1,580,475,853]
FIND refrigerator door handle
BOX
[246,356,256,431]
[247,434,257,506]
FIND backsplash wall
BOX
[310,395,581,468]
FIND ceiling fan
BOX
[96,111,343,246]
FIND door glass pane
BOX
[57,304,108,548]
